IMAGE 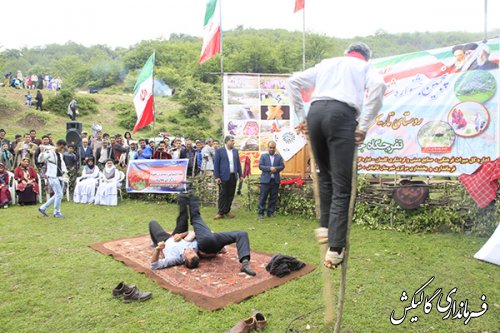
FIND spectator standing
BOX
[14,134,38,167]
[29,130,42,146]
[35,90,43,111]
[257,141,284,220]
[79,138,93,165]
[153,142,172,160]
[213,136,243,219]
[25,91,32,108]
[96,140,116,168]
[201,139,215,175]
[137,139,153,159]
[180,140,196,176]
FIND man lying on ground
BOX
[149,194,256,276]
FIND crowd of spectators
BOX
[0,127,220,208]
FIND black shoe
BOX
[267,213,274,218]
[188,195,201,215]
[112,282,135,298]
[123,286,152,303]
[241,263,256,276]
[237,191,242,195]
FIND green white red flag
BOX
[199,0,221,64]
[132,53,155,133]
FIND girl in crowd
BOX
[14,157,39,205]
[0,143,14,170]
[73,157,100,204]
[94,159,121,206]
[123,131,133,148]
[0,163,12,208]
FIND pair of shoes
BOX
[227,310,267,332]
[214,214,225,220]
[38,207,48,217]
[240,263,256,276]
[54,213,65,219]
[315,227,328,244]
[258,214,264,221]
[225,212,235,219]
[324,249,344,269]
[112,282,152,303]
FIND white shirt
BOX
[226,146,234,173]
[38,149,67,178]
[269,154,275,178]
[287,55,387,132]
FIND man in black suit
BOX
[258,141,285,220]
[95,139,116,168]
[79,138,94,165]
[213,135,243,219]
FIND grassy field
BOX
[0,196,498,333]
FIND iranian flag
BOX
[199,0,221,64]
[132,53,155,133]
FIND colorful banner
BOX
[223,74,301,173]
[126,159,189,193]
[360,37,499,176]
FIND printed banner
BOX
[360,37,500,176]
[275,129,307,161]
[223,74,300,173]
[126,159,189,193]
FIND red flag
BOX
[294,0,304,13]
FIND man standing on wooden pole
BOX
[288,42,386,268]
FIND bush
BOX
[44,90,98,116]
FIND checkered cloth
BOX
[458,159,500,208]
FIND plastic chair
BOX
[36,173,43,203]
[117,170,125,200]
[7,171,16,205]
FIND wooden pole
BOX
[305,138,335,326]
[333,150,358,333]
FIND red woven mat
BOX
[90,234,315,310]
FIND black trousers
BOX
[258,179,279,216]
[218,173,237,215]
[149,196,190,246]
[307,100,357,248]
[190,197,251,262]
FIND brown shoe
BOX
[225,212,235,219]
[252,310,267,331]
[112,282,135,298]
[227,317,256,333]
[123,286,152,303]
[214,214,225,220]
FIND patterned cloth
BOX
[458,159,500,208]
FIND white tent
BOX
[474,223,500,266]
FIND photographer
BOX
[153,142,172,160]
[168,139,182,159]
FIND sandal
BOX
[324,249,344,269]
[315,227,328,244]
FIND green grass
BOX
[0,198,498,333]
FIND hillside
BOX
[0,87,221,140]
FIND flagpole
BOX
[484,0,488,42]
[219,0,224,134]
[302,3,306,70]
[152,51,156,133]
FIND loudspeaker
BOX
[66,121,82,146]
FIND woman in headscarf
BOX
[0,163,12,208]
[14,157,39,205]
[73,157,100,204]
[94,159,121,206]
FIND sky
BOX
[1,0,499,49]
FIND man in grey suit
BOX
[214,136,243,219]
[258,141,285,220]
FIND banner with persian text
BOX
[126,159,189,193]
[223,74,305,174]
[359,37,499,176]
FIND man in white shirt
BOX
[37,139,67,218]
[288,42,386,268]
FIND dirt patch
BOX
[17,112,47,128]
